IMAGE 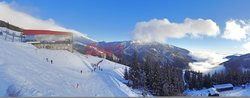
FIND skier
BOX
[80,70,82,74]
[46,58,49,62]
[76,83,79,88]
[93,66,96,71]
[51,60,53,64]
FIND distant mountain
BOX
[97,41,193,68]
[224,55,239,60]
[222,53,250,71]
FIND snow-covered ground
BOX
[0,35,139,96]
[184,84,250,96]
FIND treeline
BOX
[124,53,185,96]
[0,20,23,32]
[185,69,250,90]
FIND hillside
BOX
[222,53,250,71]
[0,20,23,32]
[0,35,139,96]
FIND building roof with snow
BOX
[213,84,233,89]
[23,30,72,35]
[213,84,233,92]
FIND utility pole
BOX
[12,32,14,42]
[4,28,7,40]
[0,29,2,35]
[71,33,74,53]
[5,22,10,41]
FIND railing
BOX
[0,29,24,42]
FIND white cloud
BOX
[188,50,227,74]
[222,19,250,41]
[0,2,90,39]
[243,42,250,51]
[132,18,220,43]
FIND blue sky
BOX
[2,0,250,54]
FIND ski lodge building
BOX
[22,30,73,52]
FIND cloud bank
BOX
[0,2,89,39]
[188,50,227,74]
[222,19,250,41]
[222,19,250,53]
[132,18,220,43]
[243,42,250,51]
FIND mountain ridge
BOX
[96,40,193,68]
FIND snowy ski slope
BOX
[0,35,139,96]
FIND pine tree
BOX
[184,70,191,89]
[191,72,197,89]
[197,72,203,89]
[142,55,152,89]
[203,74,212,88]
[162,66,184,96]
[151,62,162,96]
[124,68,129,80]
[128,52,141,89]
[127,53,186,96]
[141,55,152,95]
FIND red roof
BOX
[23,30,72,35]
